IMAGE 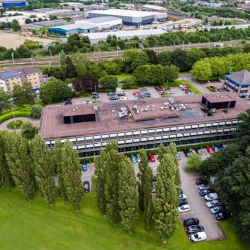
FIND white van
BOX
[189,232,207,242]
[116,87,124,94]
[205,193,218,201]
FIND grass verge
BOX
[7,120,23,129]
[114,73,133,81]
[0,186,248,250]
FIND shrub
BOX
[31,104,42,118]
[7,120,23,129]
[21,121,33,134]
[22,127,35,139]
[187,153,202,172]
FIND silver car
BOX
[206,200,222,208]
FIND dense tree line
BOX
[200,108,250,241]
[0,132,82,210]
[92,141,181,240]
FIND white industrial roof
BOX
[51,23,97,31]
[86,16,122,24]
[87,9,159,17]
[82,29,165,41]
[142,4,166,10]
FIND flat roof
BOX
[86,16,122,24]
[87,9,159,17]
[40,92,249,140]
[50,22,97,30]
[203,93,235,103]
[142,4,166,10]
[63,105,95,117]
[225,70,250,85]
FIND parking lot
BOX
[81,148,225,241]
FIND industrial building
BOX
[199,24,250,31]
[224,70,250,99]
[141,4,167,12]
[0,67,44,93]
[82,29,165,44]
[0,0,26,8]
[40,93,247,158]
[85,9,167,26]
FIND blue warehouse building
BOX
[0,0,26,8]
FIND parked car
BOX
[186,225,205,235]
[91,92,99,96]
[215,212,230,221]
[189,232,207,242]
[217,144,226,150]
[210,205,224,214]
[83,181,90,193]
[64,100,72,106]
[109,96,118,101]
[212,145,219,152]
[137,95,144,99]
[195,148,202,155]
[206,199,222,208]
[180,194,187,199]
[183,149,191,157]
[205,192,218,201]
[199,189,215,196]
[82,162,88,171]
[143,92,152,98]
[148,154,155,162]
[165,88,173,94]
[182,87,189,92]
[137,154,141,163]
[131,155,137,163]
[160,91,170,95]
[196,179,208,185]
[133,91,141,96]
[117,92,125,96]
[177,153,181,160]
[180,188,183,194]
[190,149,197,154]
[178,205,190,213]
[139,88,147,92]
[183,218,199,227]
[199,184,209,190]
[108,92,116,96]
[206,146,215,154]
[119,96,127,101]
[152,174,157,183]
[156,87,164,92]
[179,199,188,206]
[155,86,163,92]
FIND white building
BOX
[141,4,167,12]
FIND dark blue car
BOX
[199,189,215,196]
[217,144,225,150]
[82,162,88,171]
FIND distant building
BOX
[0,67,44,93]
[224,70,250,99]
[0,0,26,9]
[141,4,167,12]
[199,24,250,31]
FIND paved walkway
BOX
[0,117,40,131]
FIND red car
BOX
[148,154,156,162]
[156,88,164,92]
[182,87,189,92]
[207,146,215,154]
[133,91,141,96]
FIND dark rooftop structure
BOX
[40,92,249,140]
[202,94,236,109]
[225,70,250,87]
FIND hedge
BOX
[0,111,31,124]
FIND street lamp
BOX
[116,46,121,56]
[11,52,15,66]
[94,46,100,62]
[48,49,52,66]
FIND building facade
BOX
[224,70,250,99]
[0,67,44,93]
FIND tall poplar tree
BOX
[30,135,55,205]
[61,140,83,211]
[118,159,138,233]
[92,150,107,214]
[154,153,179,241]
[137,149,149,211]
[4,132,34,200]
[105,148,121,224]
[54,140,68,201]
[157,143,167,162]
[0,131,13,185]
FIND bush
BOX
[207,86,216,92]
[31,104,42,118]
[22,127,35,139]
[21,121,33,134]
[0,111,31,124]
[187,153,202,172]
[7,120,23,129]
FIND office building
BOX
[0,0,26,9]
[40,93,247,158]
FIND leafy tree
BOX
[25,18,32,24]
[75,61,103,78]
[163,65,180,83]
[154,153,179,241]
[20,121,33,134]
[65,56,76,79]
[157,51,172,66]
[73,76,99,93]
[171,49,188,71]
[191,60,213,81]
[243,44,250,53]
[0,131,13,185]
[31,104,42,118]
[30,135,55,205]
[11,19,21,31]
[59,50,66,79]
[157,143,167,162]
[118,159,138,233]
[187,153,202,172]
[133,65,149,85]
[105,147,121,224]
[4,132,35,200]
[0,87,11,114]
[39,77,72,104]
[71,52,89,78]
[60,140,83,211]
[12,82,35,107]
[16,45,32,58]
[185,49,206,70]
[144,49,157,64]
[92,150,107,214]
[147,65,164,85]
[99,76,118,91]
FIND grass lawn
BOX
[0,186,249,250]
[114,73,133,81]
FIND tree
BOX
[16,45,32,58]
[73,76,99,93]
[171,49,188,71]
[0,87,10,114]
[157,51,172,66]
[157,143,167,162]
[31,104,42,118]
[20,121,33,134]
[92,150,107,214]
[74,61,103,78]
[11,20,21,31]
[243,44,250,53]
[59,140,83,211]
[163,65,180,83]
[0,131,13,185]
[105,147,121,224]
[39,77,72,104]
[99,76,118,91]
[191,60,213,81]
[12,82,35,107]
[65,56,76,79]
[4,132,35,200]
[59,50,66,79]
[54,140,68,202]
[154,153,179,241]
[30,135,55,205]
[147,65,164,85]
[187,153,202,172]
[118,159,138,233]
[71,52,89,78]
[144,49,157,64]
[133,65,149,85]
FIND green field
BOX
[0,186,249,250]
[114,73,133,81]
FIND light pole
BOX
[11,52,15,66]
[94,46,100,62]
[49,49,52,66]
[116,46,120,56]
